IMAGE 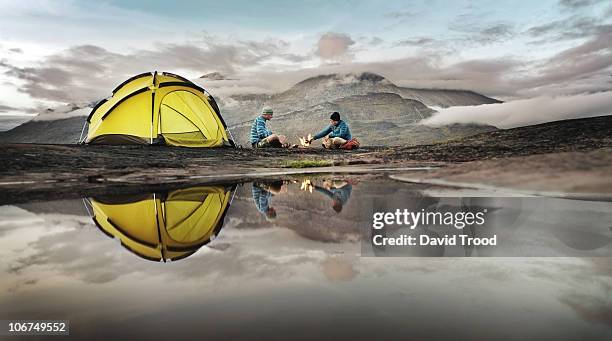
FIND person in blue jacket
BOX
[309,112,352,149]
[250,106,288,148]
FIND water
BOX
[0,175,611,339]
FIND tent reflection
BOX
[88,185,235,262]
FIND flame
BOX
[301,179,313,193]
[299,134,313,147]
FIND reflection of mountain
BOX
[86,185,235,262]
[0,72,497,145]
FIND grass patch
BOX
[280,159,334,168]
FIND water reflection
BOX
[79,179,612,261]
[251,181,284,219]
[86,185,235,262]
[0,176,610,339]
[312,179,354,213]
[252,179,355,217]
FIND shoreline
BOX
[0,115,610,204]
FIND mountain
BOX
[220,72,500,123]
[199,72,228,80]
[0,103,92,144]
[0,115,33,132]
[0,116,86,144]
[0,72,499,146]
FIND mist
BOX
[422,91,612,128]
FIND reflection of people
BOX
[250,107,288,148]
[251,181,284,219]
[313,180,352,213]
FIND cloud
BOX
[3,30,610,113]
[449,14,515,45]
[315,32,355,60]
[422,91,612,128]
[382,9,423,29]
[517,25,612,95]
[558,0,606,9]
[394,37,436,47]
[476,23,515,44]
[0,104,19,113]
[207,32,610,100]
[383,10,416,19]
[1,11,610,115]
[0,37,307,104]
[368,37,384,46]
[526,15,604,42]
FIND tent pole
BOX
[150,72,157,145]
[78,120,88,144]
[150,90,155,145]
[81,197,94,218]
[226,127,236,143]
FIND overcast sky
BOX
[0,0,611,115]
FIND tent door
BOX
[158,91,207,145]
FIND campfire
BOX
[299,134,313,148]
[300,179,313,193]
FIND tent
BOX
[84,71,234,147]
[87,185,235,262]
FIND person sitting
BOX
[309,112,354,149]
[250,106,288,148]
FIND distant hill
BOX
[0,115,33,132]
[0,71,499,146]
[386,115,612,162]
[220,72,500,123]
[0,116,86,144]
[199,72,228,80]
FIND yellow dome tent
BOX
[87,185,235,262]
[84,71,234,147]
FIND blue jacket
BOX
[313,120,352,141]
[250,116,272,144]
[252,184,271,214]
[314,184,352,205]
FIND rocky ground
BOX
[0,115,610,204]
